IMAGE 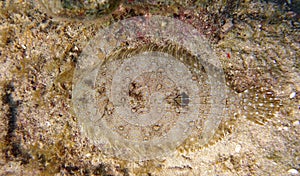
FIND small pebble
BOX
[21,44,26,49]
[290,92,296,99]
[235,144,241,153]
[85,153,91,158]
[292,120,300,126]
[288,168,299,175]
[45,121,51,127]
[222,18,233,32]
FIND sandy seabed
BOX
[0,0,299,175]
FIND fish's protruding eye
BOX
[175,92,189,107]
